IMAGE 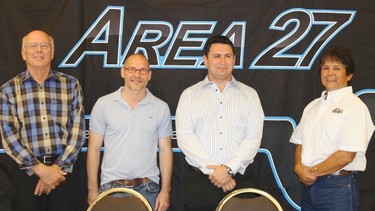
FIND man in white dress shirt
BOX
[176,35,265,211]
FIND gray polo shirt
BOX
[90,87,172,185]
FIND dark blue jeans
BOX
[301,172,359,211]
[99,180,159,209]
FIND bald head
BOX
[22,30,54,50]
[124,54,149,68]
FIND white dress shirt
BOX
[176,76,264,175]
[290,86,374,171]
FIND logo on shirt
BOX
[332,108,343,114]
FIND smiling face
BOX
[21,30,54,73]
[204,43,235,83]
[121,54,151,92]
[320,57,353,91]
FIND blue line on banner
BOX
[355,88,375,96]
[265,116,297,128]
[258,148,301,210]
[79,147,182,153]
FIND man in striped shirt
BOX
[0,30,86,211]
[176,35,265,211]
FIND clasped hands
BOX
[207,165,236,192]
[32,163,67,196]
[295,164,318,186]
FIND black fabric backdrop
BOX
[0,1,374,210]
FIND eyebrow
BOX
[212,53,233,56]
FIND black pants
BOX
[183,166,248,211]
[0,155,85,211]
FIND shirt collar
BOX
[114,87,155,105]
[142,89,155,104]
[20,70,59,84]
[322,86,353,101]
[200,75,240,89]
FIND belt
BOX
[112,178,151,187]
[321,170,353,178]
[36,154,58,165]
[190,166,201,172]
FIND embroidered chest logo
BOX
[332,108,343,114]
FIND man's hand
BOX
[295,164,318,185]
[154,190,170,211]
[207,165,232,188]
[221,177,236,192]
[34,179,54,196]
[32,164,66,189]
[87,188,100,205]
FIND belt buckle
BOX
[114,178,149,188]
[125,180,134,188]
[43,155,53,164]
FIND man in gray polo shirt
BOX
[86,54,173,211]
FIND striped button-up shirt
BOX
[176,76,264,175]
[0,70,86,175]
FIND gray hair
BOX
[22,31,55,49]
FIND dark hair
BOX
[319,45,355,76]
[203,35,235,56]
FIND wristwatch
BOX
[223,165,234,177]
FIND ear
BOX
[21,49,26,61]
[50,47,55,60]
[148,70,152,81]
[203,55,208,66]
[120,67,126,78]
[346,73,353,82]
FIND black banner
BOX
[0,1,374,210]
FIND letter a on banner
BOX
[59,6,124,68]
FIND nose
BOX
[219,57,226,64]
[133,69,142,76]
[35,44,43,51]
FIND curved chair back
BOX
[87,187,152,211]
[216,188,283,211]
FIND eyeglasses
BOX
[124,67,150,75]
[24,43,52,50]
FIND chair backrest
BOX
[216,188,283,211]
[87,187,152,211]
